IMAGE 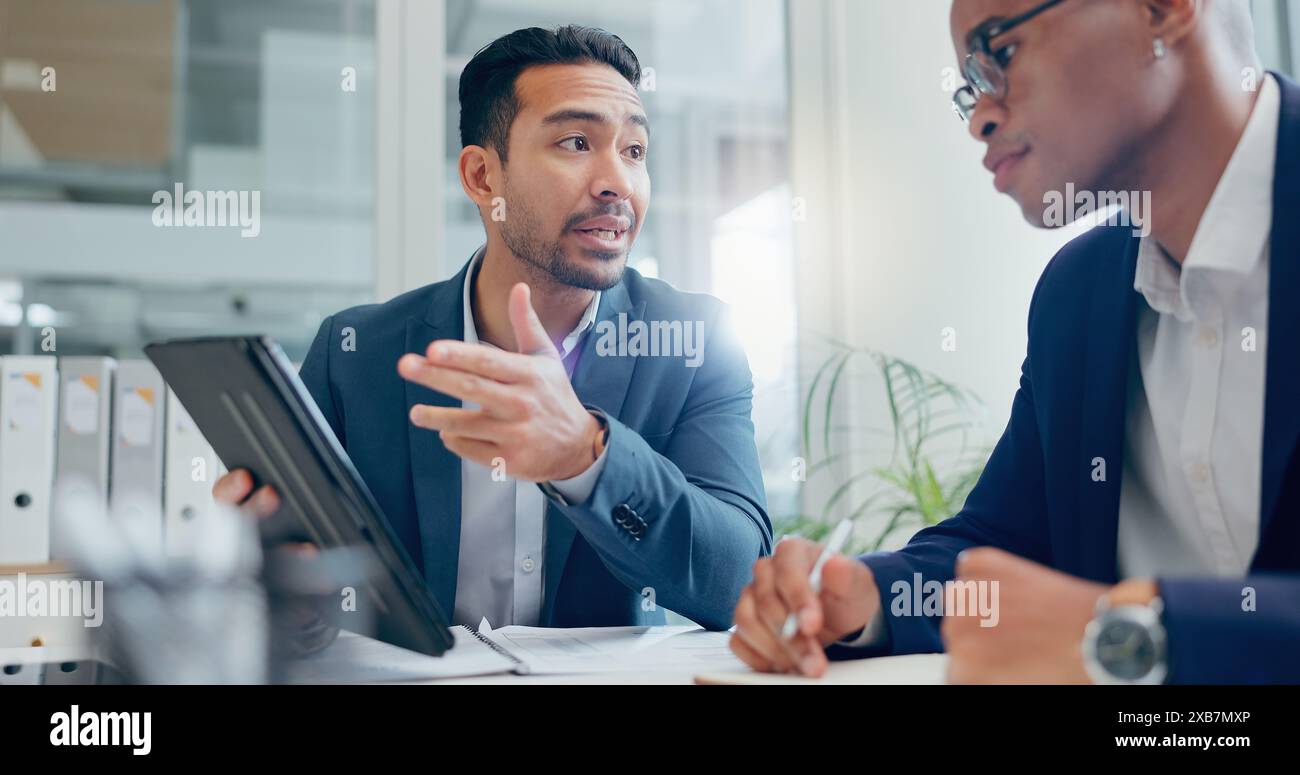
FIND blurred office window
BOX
[443,0,800,518]
[0,0,377,360]
[1254,0,1299,76]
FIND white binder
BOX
[0,356,59,565]
[163,391,222,556]
[109,360,166,555]
[52,356,116,560]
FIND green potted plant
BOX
[776,342,991,554]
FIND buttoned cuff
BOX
[547,443,609,505]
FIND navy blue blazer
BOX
[852,74,1300,683]
[298,260,772,631]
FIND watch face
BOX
[1095,619,1157,681]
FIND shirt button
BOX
[1189,462,1211,485]
[520,557,536,573]
[1197,327,1219,349]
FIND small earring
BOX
[1153,38,1167,59]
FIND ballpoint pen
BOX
[781,518,854,639]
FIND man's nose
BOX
[967,96,1004,141]
[590,150,635,201]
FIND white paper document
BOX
[283,627,517,683]
[477,621,746,675]
[285,623,748,683]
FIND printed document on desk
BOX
[286,622,748,682]
[476,620,747,675]
[284,627,518,683]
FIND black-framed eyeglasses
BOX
[953,0,1069,123]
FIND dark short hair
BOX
[458,25,642,162]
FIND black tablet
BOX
[145,336,453,657]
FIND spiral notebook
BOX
[286,621,745,683]
[285,626,522,683]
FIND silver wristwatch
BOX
[1082,594,1168,685]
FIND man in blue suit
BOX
[216,25,771,632]
[732,0,1299,683]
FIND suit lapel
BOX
[405,261,472,615]
[1258,73,1300,545]
[1074,231,1142,583]
[540,280,642,623]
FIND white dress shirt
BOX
[1117,73,1278,579]
[841,74,1280,648]
[452,248,609,627]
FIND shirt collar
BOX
[1134,73,1279,320]
[461,246,602,360]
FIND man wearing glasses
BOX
[731,0,1300,683]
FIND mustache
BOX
[988,132,1031,152]
[562,204,636,232]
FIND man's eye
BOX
[559,136,589,152]
[626,144,647,161]
[993,43,1018,68]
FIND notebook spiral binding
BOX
[467,628,530,674]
